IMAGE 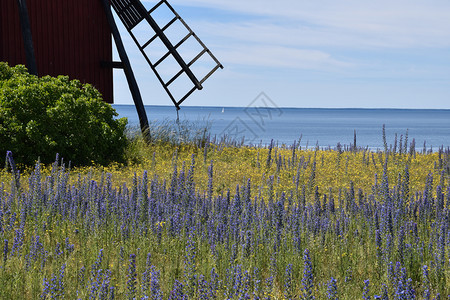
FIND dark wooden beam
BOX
[100,0,150,142]
[16,0,38,76]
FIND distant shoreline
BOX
[113,104,450,111]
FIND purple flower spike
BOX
[3,240,8,263]
[301,249,315,300]
[363,279,371,300]
[284,264,294,300]
[126,254,137,299]
[326,277,338,300]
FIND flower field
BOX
[0,137,449,299]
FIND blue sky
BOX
[112,0,450,109]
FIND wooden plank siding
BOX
[0,0,114,103]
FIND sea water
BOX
[113,105,450,150]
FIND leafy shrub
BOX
[0,62,128,165]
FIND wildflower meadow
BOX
[0,133,449,299]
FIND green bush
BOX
[0,62,128,166]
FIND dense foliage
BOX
[0,135,449,299]
[0,62,127,166]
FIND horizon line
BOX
[112,104,450,111]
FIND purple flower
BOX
[233,184,242,216]
[43,263,66,299]
[263,275,274,300]
[90,249,104,285]
[0,210,3,234]
[284,264,294,300]
[11,228,24,257]
[126,254,137,299]
[150,266,163,300]
[56,263,66,298]
[6,151,20,190]
[243,230,253,258]
[253,267,261,299]
[209,267,219,299]
[41,277,51,298]
[394,266,415,300]
[3,239,7,263]
[376,229,382,261]
[437,223,446,270]
[168,280,186,300]
[109,286,115,300]
[363,279,371,300]
[293,229,302,253]
[326,277,338,300]
[184,235,197,297]
[301,249,315,300]
[374,284,388,300]
[384,234,393,263]
[78,266,86,287]
[197,274,209,300]
[99,270,112,299]
[64,237,74,254]
[398,227,405,265]
[141,253,152,296]
[422,265,430,300]
[26,235,44,269]
[230,243,238,264]
[119,247,124,263]
[6,151,15,172]
[231,264,244,297]
[88,269,102,298]
[405,278,415,300]
[55,242,63,256]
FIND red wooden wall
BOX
[0,0,114,103]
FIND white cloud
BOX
[164,0,450,49]
[216,45,352,70]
